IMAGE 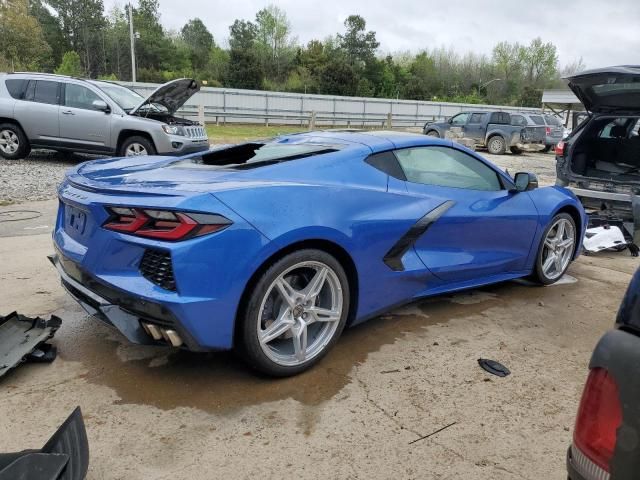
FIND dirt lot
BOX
[0,144,637,479]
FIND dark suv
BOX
[555,66,640,244]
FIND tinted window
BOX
[489,112,509,124]
[529,115,545,125]
[395,146,502,191]
[5,79,28,99]
[544,115,562,126]
[450,113,469,125]
[469,113,485,123]
[33,81,60,105]
[24,81,35,101]
[64,84,103,110]
[511,114,526,126]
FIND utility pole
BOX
[128,2,137,83]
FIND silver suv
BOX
[0,73,209,159]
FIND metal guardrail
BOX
[121,81,541,128]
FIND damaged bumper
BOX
[48,253,204,351]
[568,186,640,244]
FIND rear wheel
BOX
[542,145,552,153]
[0,123,30,160]
[531,213,576,285]
[487,135,506,155]
[510,146,523,155]
[119,136,156,157]
[238,249,350,376]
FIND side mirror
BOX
[512,172,538,192]
[92,100,110,113]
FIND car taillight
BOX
[103,207,232,241]
[555,141,566,156]
[573,368,622,473]
[545,126,551,135]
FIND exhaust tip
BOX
[164,329,183,347]
[141,322,183,347]
[142,322,163,341]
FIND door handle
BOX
[62,110,75,115]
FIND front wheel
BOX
[531,213,576,285]
[0,123,30,160]
[119,136,156,157]
[426,130,439,138]
[238,249,350,376]
[487,136,506,155]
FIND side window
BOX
[64,84,103,110]
[24,81,36,101]
[469,113,485,124]
[600,119,628,139]
[33,81,60,105]
[5,79,28,99]
[394,146,502,191]
[450,113,469,125]
[489,112,509,124]
[511,114,526,126]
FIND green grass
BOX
[205,124,308,144]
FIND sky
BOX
[105,0,640,68]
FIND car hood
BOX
[129,78,199,115]
[567,66,640,113]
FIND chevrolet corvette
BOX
[50,130,586,376]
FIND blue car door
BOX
[394,145,539,284]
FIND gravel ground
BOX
[0,147,558,205]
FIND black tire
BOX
[487,135,506,155]
[0,122,30,160]
[530,213,576,285]
[426,130,440,138]
[237,249,350,377]
[510,146,523,155]
[118,135,156,157]
[542,145,552,153]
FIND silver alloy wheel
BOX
[0,129,19,155]
[257,261,343,367]
[488,136,504,153]
[125,142,148,156]
[541,218,575,280]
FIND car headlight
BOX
[162,125,185,136]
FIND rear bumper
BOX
[49,252,206,351]
[566,447,592,480]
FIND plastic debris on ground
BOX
[0,311,61,378]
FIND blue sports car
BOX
[51,131,586,376]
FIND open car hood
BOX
[567,66,640,113]
[129,78,199,115]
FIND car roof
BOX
[278,130,450,152]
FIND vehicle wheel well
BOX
[117,130,155,153]
[0,118,25,134]
[554,205,582,255]
[233,239,359,345]
[487,133,505,141]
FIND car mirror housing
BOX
[513,172,538,192]
[92,100,110,113]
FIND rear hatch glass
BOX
[567,66,640,113]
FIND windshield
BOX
[91,81,168,113]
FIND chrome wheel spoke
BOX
[307,306,340,324]
[542,254,556,274]
[302,266,328,302]
[275,277,300,308]
[291,319,308,362]
[558,238,574,249]
[260,309,294,345]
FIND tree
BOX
[55,50,83,75]
[521,37,558,87]
[226,19,262,89]
[28,0,68,70]
[47,0,106,76]
[337,15,379,65]
[255,5,292,80]
[181,18,213,71]
[0,0,51,71]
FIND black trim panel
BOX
[365,150,407,180]
[383,200,456,271]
